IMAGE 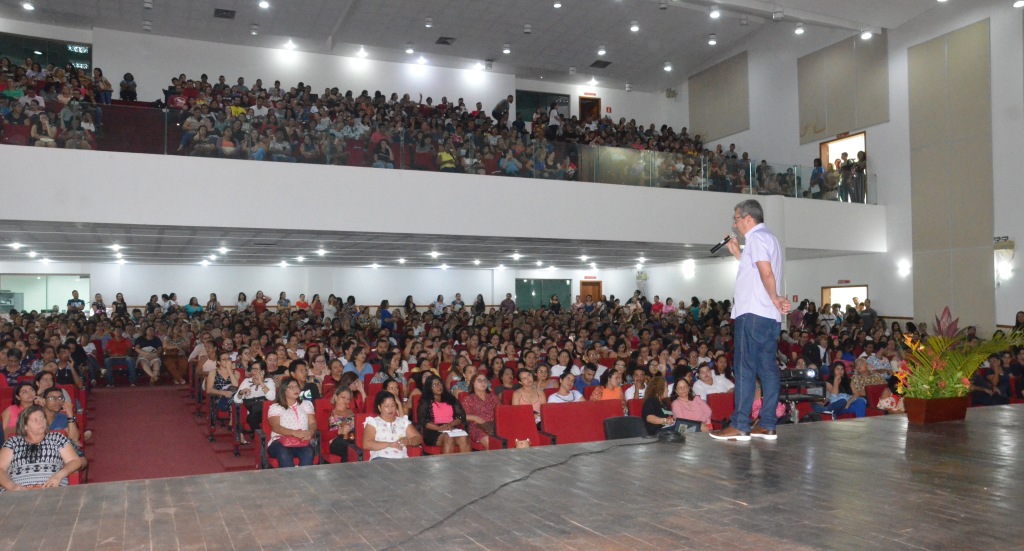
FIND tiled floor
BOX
[2,406,1023,550]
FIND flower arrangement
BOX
[896,307,1024,399]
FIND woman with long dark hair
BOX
[416,375,470,454]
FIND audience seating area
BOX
[1,59,871,199]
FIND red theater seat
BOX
[496,405,555,447]
[539,400,623,444]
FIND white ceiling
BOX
[0,0,941,91]
[0,220,866,269]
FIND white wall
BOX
[91,28,516,106]
[0,17,92,45]
[514,78,687,131]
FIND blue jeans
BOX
[105,357,137,385]
[813,397,867,418]
[731,313,782,432]
[267,441,314,468]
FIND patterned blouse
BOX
[2,433,72,490]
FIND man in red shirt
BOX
[104,331,137,387]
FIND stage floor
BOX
[2,406,1022,551]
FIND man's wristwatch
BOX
[69,418,77,423]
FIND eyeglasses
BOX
[46,396,65,402]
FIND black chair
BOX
[603,416,646,440]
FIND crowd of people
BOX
[3,284,1021,480]
[0,55,869,200]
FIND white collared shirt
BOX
[732,223,783,322]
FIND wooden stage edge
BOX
[1,405,1022,551]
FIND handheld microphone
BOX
[709,234,733,255]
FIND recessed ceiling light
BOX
[27,251,37,258]
[1015,0,1024,7]
[639,257,647,263]
[40,258,51,264]
[32,50,42,55]
[405,43,414,54]
[536,260,543,267]
[710,6,721,18]
[109,244,122,251]
[795,22,805,35]
[635,263,642,270]
[316,248,327,256]
[474,62,485,71]
[553,1,561,7]
[417,56,427,64]
[548,265,556,271]
[440,264,449,270]
[588,77,598,85]
[296,256,305,262]
[370,263,380,269]
[708,33,717,45]
[22,2,34,10]
[429,251,440,258]
[279,261,288,267]
[284,39,296,50]
[498,264,506,270]
[208,255,217,261]
[579,255,589,261]
[357,46,368,58]
[116,252,124,259]
[590,262,597,270]
[258,0,270,8]
[630,20,639,32]
[512,253,522,260]
[664,61,672,72]
[9,242,23,249]
[200,260,210,267]
[473,259,481,265]
[597,45,606,56]
[425,17,433,28]
[117,259,127,265]
[502,43,511,54]
[218,247,229,254]
[397,258,406,264]
[861,31,873,40]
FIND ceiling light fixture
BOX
[625,83,632,92]
[664,61,672,72]
[708,33,717,45]
[32,50,42,55]
[397,258,406,264]
[22,2,34,10]
[709,6,721,19]
[512,253,522,261]
[588,76,598,85]
[143,0,153,9]
[208,255,216,261]
[9,242,23,249]
[795,22,805,35]
[473,259,481,265]
[630,20,639,32]
[1015,0,1024,7]
[279,261,288,268]
[295,256,305,262]
[250,24,259,36]
[440,264,449,270]
[639,256,647,263]
[284,39,297,50]
[28,251,37,258]
[524,24,532,34]
[635,263,642,270]
[474,62,485,71]
[117,259,127,265]
[425,17,433,28]
[115,252,124,259]
[316,248,327,256]
[109,244,122,251]
[861,30,873,40]
[416,56,427,64]
[258,0,270,8]
[429,251,440,258]
[142,20,152,32]
[498,264,506,270]
[597,45,606,56]
[590,262,597,270]
[502,43,511,54]
[553,1,561,7]
[579,255,589,261]
[370,263,380,269]
[536,260,543,267]
[200,259,210,267]
[40,258,51,264]
[357,46,368,58]
[405,43,414,54]
[218,247,229,254]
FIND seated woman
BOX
[337,371,368,413]
[2,383,39,438]
[417,375,470,454]
[589,369,626,410]
[641,377,675,436]
[813,368,867,418]
[406,370,434,407]
[448,359,476,398]
[233,360,276,441]
[370,352,404,392]
[462,373,499,449]
[363,391,423,460]
[382,379,407,418]
[206,352,240,414]
[326,386,357,462]
[0,405,85,491]
[266,376,316,468]
[511,370,544,424]
[547,372,584,403]
[493,366,519,398]
[670,378,712,432]
[534,364,558,391]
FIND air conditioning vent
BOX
[214,8,236,19]
[435,36,456,45]
[590,60,611,69]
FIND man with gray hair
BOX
[710,199,790,442]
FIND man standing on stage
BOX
[710,200,790,442]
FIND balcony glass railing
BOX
[0,101,876,204]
